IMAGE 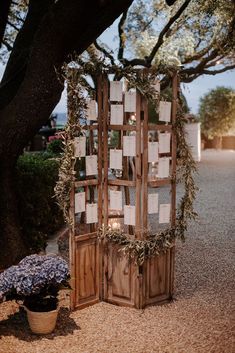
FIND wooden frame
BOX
[69,70,178,310]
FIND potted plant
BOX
[0,254,70,334]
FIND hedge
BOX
[16,152,64,252]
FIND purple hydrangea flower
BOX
[0,254,70,301]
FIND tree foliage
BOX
[199,87,235,138]
[93,0,235,84]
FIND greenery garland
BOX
[55,56,197,265]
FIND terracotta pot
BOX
[25,306,58,334]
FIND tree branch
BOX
[93,39,115,65]
[0,0,134,158]
[2,39,13,51]
[146,0,192,64]
[0,0,12,47]
[117,10,128,62]
[0,0,55,109]
[125,0,192,67]
[7,20,20,31]
[201,65,235,76]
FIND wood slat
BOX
[108,179,136,187]
[148,124,172,132]
[109,124,136,131]
[75,179,99,187]
[147,178,172,187]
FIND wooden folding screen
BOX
[69,71,178,310]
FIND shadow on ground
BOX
[0,307,80,341]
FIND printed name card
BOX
[110,104,124,125]
[148,141,159,163]
[159,132,171,153]
[124,205,136,226]
[85,155,97,176]
[110,81,123,102]
[159,204,171,224]
[74,136,86,157]
[86,100,97,120]
[110,190,122,211]
[123,135,136,157]
[86,203,98,224]
[75,192,86,214]
[159,101,172,122]
[148,193,159,214]
[124,91,136,112]
[153,79,160,94]
[158,157,170,178]
[110,149,123,170]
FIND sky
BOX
[1,18,235,116]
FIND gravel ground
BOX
[0,149,234,353]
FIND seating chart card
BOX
[85,155,97,176]
[148,193,159,214]
[124,205,136,226]
[110,81,123,102]
[148,141,159,163]
[110,190,122,211]
[153,79,160,94]
[110,104,124,125]
[159,132,171,153]
[86,100,97,120]
[159,101,171,122]
[124,91,136,112]
[158,157,170,178]
[86,203,98,224]
[123,135,136,157]
[75,192,86,214]
[74,136,86,158]
[110,149,123,170]
[159,204,171,224]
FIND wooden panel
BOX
[106,245,136,306]
[74,235,99,309]
[144,251,172,306]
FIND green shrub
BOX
[17,152,64,252]
[47,139,64,154]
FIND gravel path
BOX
[0,150,234,353]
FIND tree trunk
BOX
[0,161,28,269]
[0,0,133,267]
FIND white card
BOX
[123,135,136,157]
[148,193,158,214]
[153,80,160,94]
[158,157,170,178]
[124,91,136,112]
[110,105,124,125]
[124,205,136,226]
[86,203,98,224]
[148,142,159,163]
[75,192,86,213]
[110,81,123,102]
[110,190,122,211]
[86,100,97,120]
[159,204,171,224]
[159,101,171,122]
[159,132,171,153]
[85,155,97,176]
[110,149,123,170]
[74,136,86,157]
